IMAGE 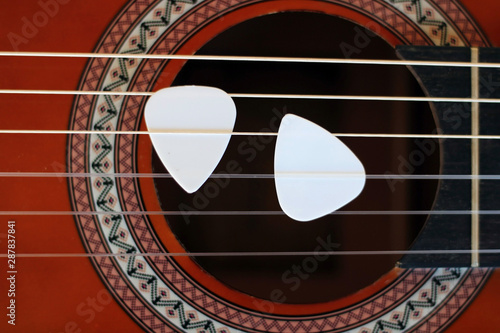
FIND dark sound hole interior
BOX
[151,12,440,304]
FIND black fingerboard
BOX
[396,46,499,267]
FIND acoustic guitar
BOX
[1,0,499,332]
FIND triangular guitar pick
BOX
[145,86,236,193]
[274,114,366,221]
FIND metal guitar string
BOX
[2,172,500,179]
[1,50,500,68]
[1,89,500,104]
[2,129,500,140]
[2,172,500,215]
[1,210,500,216]
[4,249,500,258]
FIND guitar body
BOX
[1,1,499,332]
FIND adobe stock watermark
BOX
[252,234,341,314]
[340,21,381,58]
[385,73,500,192]
[7,0,72,51]
[178,106,288,223]
[49,288,112,333]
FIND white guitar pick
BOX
[274,114,366,221]
[145,86,236,193]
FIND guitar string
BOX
[4,249,500,258]
[1,89,500,104]
[4,172,498,217]
[2,52,496,259]
[0,93,496,138]
[1,50,500,68]
[2,172,500,179]
[1,129,499,140]
[2,56,498,140]
[1,210,500,216]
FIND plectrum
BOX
[145,86,236,193]
[274,114,366,221]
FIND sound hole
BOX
[151,12,439,304]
